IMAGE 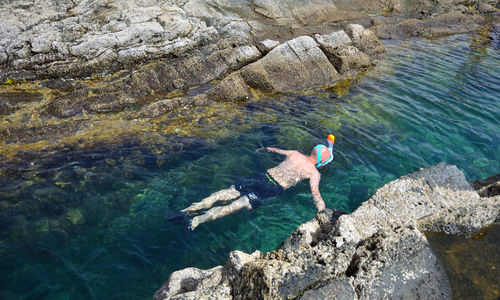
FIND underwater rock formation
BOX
[154,163,500,300]
[489,23,500,48]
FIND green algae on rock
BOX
[0,25,384,170]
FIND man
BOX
[182,134,336,230]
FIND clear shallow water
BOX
[426,225,500,299]
[0,33,499,299]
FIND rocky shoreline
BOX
[0,0,499,298]
[154,163,500,300]
[1,0,499,173]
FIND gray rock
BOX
[0,49,7,64]
[231,45,262,69]
[123,6,164,25]
[117,45,148,63]
[315,29,379,74]
[157,14,193,40]
[335,163,498,244]
[353,227,452,299]
[345,24,385,58]
[300,279,356,300]
[220,21,252,40]
[476,2,497,13]
[252,0,294,20]
[154,266,229,300]
[0,0,491,83]
[315,30,352,50]
[324,45,373,74]
[70,33,119,57]
[0,19,22,49]
[30,25,61,54]
[114,21,165,45]
[240,36,340,93]
[256,39,280,53]
[205,71,253,102]
[126,60,253,119]
[128,97,191,119]
[228,250,263,272]
[371,12,485,40]
[251,0,363,25]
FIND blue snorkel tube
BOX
[314,134,335,168]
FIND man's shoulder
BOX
[288,150,306,157]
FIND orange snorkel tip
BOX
[327,134,335,144]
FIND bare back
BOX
[267,150,319,189]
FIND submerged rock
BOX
[128,98,191,119]
[155,163,500,299]
[489,23,500,48]
[371,11,486,39]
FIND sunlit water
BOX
[0,33,499,299]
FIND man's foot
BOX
[189,216,200,230]
[181,202,204,213]
[167,211,188,224]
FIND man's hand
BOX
[264,147,290,156]
[256,147,277,152]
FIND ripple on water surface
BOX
[0,33,499,299]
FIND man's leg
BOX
[182,185,240,213]
[190,195,251,230]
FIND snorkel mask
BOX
[314,134,335,168]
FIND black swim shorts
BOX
[234,172,284,209]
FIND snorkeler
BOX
[181,134,336,230]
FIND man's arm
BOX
[264,147,293,156]
[309,172,326,212]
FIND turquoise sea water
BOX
[0,33,499,299]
